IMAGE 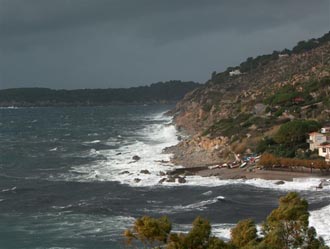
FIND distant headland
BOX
[0,80,200,107]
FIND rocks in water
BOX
[134,178,141,183]
[132,155,141,161]
[166,177,176,183]
[116,152,122,155]
[316,182,323,189]
[177,176,186,183]
[159,171,166,176]
[119,171,130,175]
[158,178,167,184]
[275,180,285,185]
[162,175,187,183]
[140,170,150,174]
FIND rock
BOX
[159,171,166,176]
[134,178,141,183]
[177,135,182,141]
[275,180,285,185]
[316,182,323,189]
[132,155,141,161]
[116,152,122,155]
[166,177,176,182]
[140,170,150,174]
[158,178,167,184]
[119,171,130,175]
[177,177,186,183]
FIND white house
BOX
[308,132,327,151]
[321,127,330,133]
[229,69,241,76]
[318,143,330,162]
[279,53,289,58]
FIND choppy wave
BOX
[52,111,330,195]
[55,112,180,186]
[0,106,20,109]
[310,204,330,244]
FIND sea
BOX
[0,105,330,249]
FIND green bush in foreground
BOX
[124,192,328,249]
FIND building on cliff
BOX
[229,69,241,76]
[307,129,330,161]
[308,132,327,151]
[318,143,330,162]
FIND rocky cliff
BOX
[168,32,330,166]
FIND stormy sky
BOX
[0,0,329,89]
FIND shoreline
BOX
[196,167,328,181]
[167,163,329,182]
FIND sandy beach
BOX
[170,166,330,182]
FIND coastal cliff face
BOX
[169,34,330,167]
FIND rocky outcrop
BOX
[164,135,234,167]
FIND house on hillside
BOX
[292,97,305,104]
[318,143,330,162]
[229,69,241,76]
[321,127,330,133]
[308,132,327,151]
[307,128,330,161]
[279,53,289,58]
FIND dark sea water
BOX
[0,105,330,249]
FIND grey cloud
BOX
[0,0,329,89]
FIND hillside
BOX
[0,81,200,107]
[167,31,330,167]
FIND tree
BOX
[184,216,212,249]
[124,193,328,249]
[261,192,327,249]
[124,216,172,248]
[230,219,258,248]
[274,120,321,146]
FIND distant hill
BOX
[0,81,201,107]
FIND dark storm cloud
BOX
[0,0,329,89]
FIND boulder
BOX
[275,180,285,185]
[166,177,176,183]
[158,178,167,184]
[132,155,141,161]
[119,171,130,175]
[134,178,141,183]
[159,171,166,176]
[140,170,151,174]
[177,177,186,183]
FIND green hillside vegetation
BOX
[0,81,200,106]
[226,31,330,75]
[124,192,328,249]
[201,76,330,158]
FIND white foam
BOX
[1,186,17,192]
[172,195,225,211]
[57,112,180,186]
[54,110,330,194]
[83,140,101,144]
[0,106,19,109]
[310,204,330,245]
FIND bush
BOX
[274,120,321,146]
[124,193,329,249]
